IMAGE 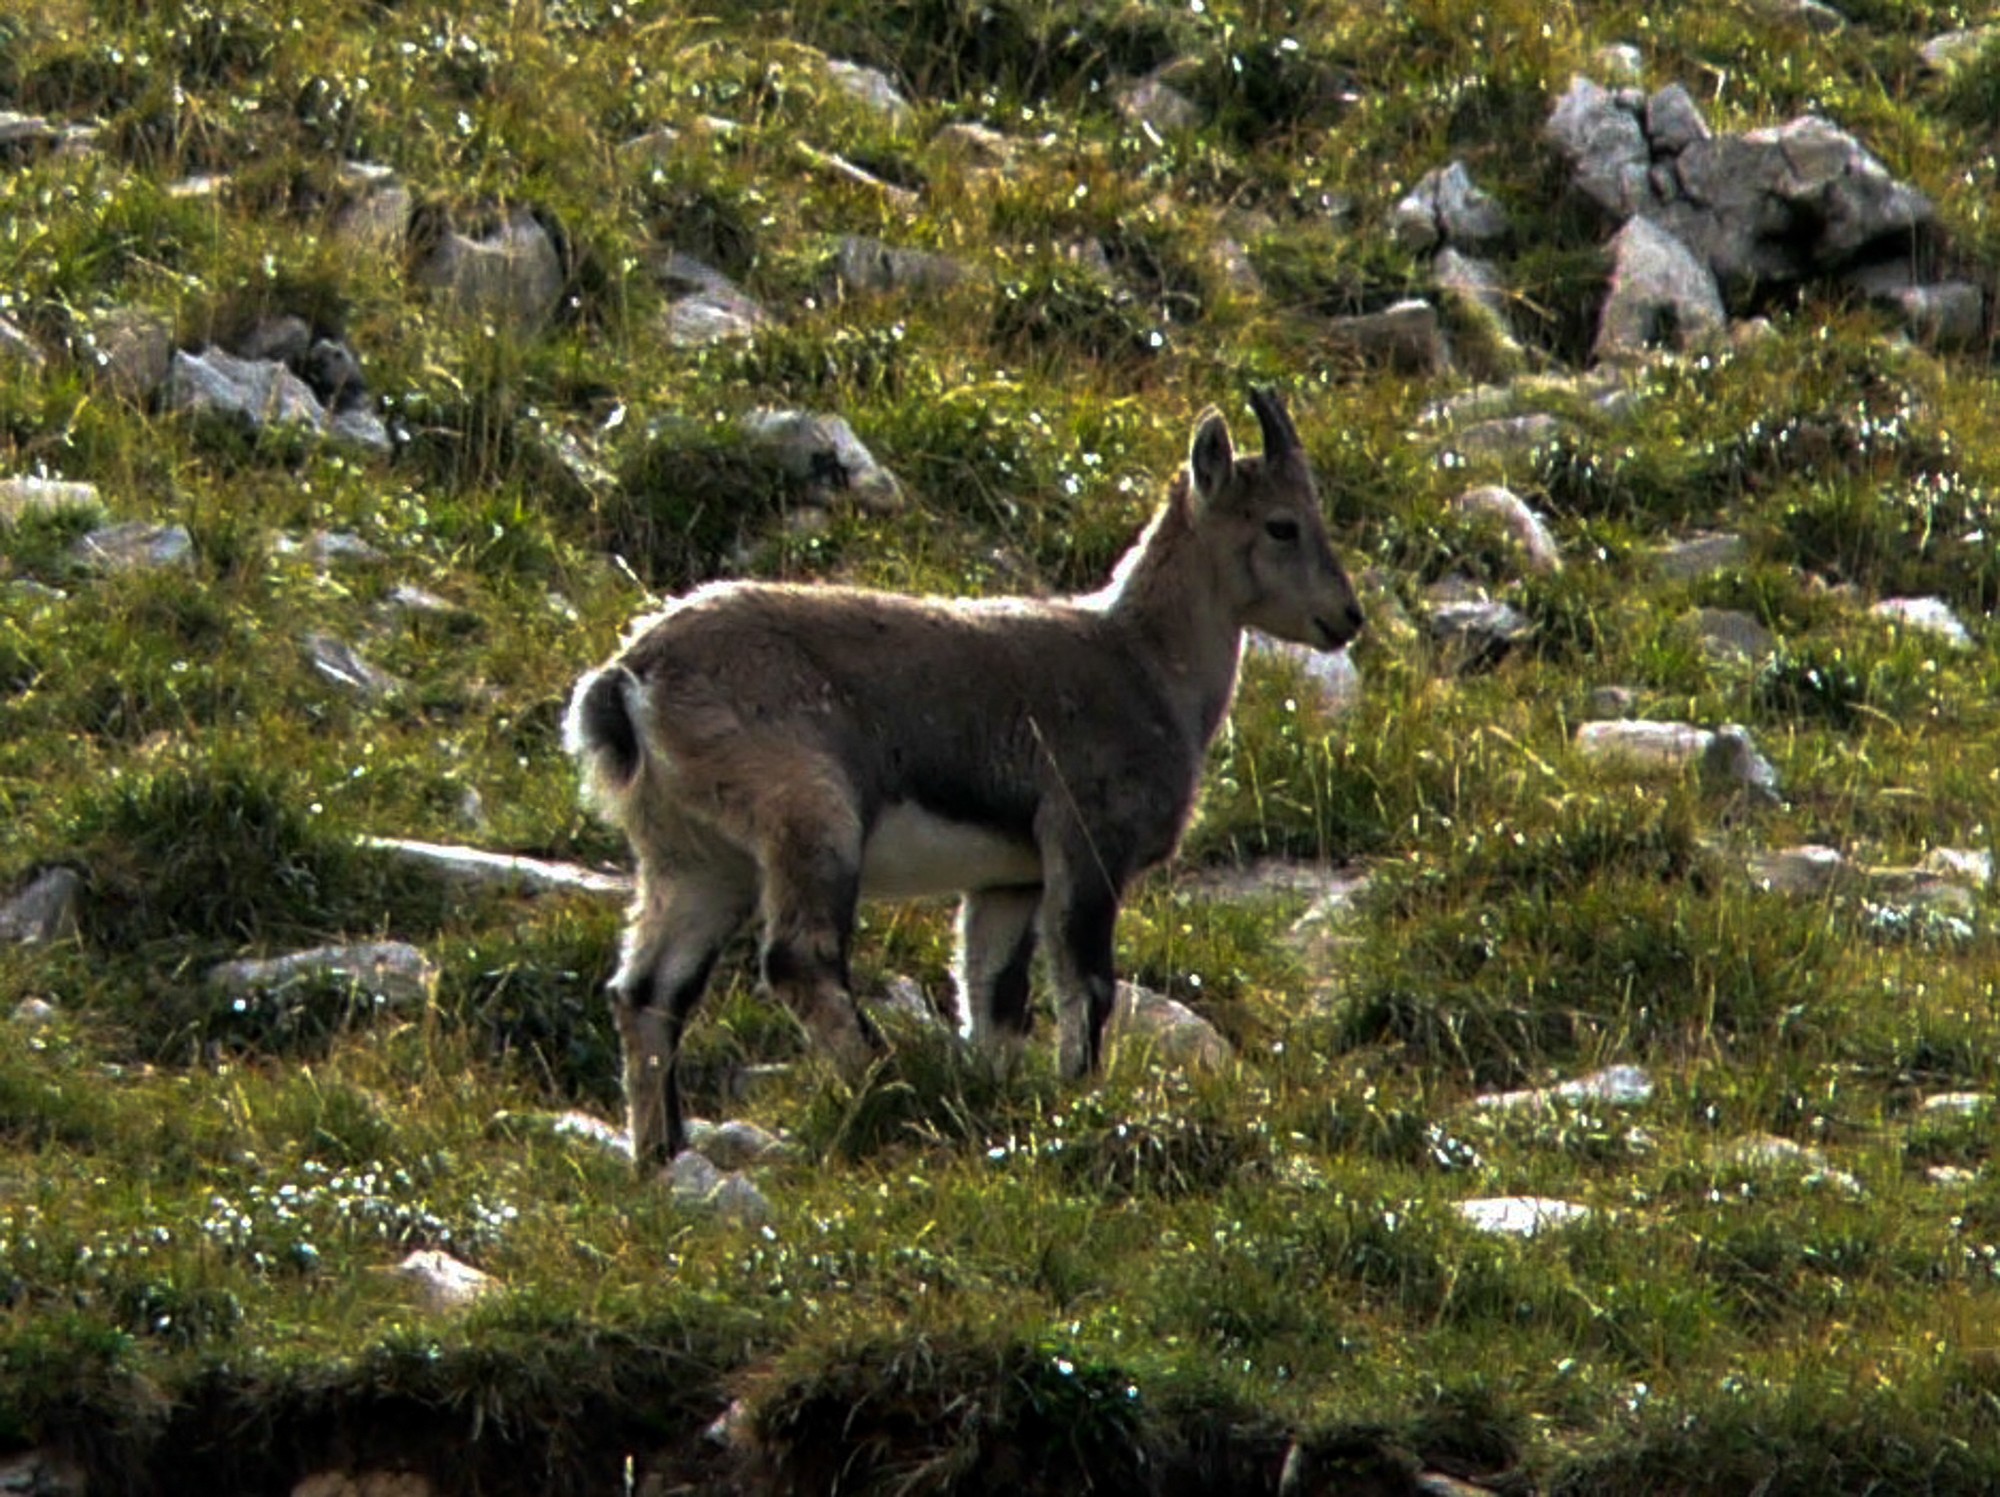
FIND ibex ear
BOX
[1188,407,1234,508]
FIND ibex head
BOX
[1187,387,1364,651]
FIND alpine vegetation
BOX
[565,390,1363,1167]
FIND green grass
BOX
[6,0,2000,1490]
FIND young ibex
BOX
[566,389,1362,1168]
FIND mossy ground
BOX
[7,0,2000,1491]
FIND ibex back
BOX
[566,389,1362,1169]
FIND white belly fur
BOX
[860,802,1042,899]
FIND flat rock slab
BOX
[70,521,193,573]
[363,837,632,898]
[1110,981,1232,1071]
[1453,484,1562,573]
[0,867,81,944]
[666,1149,773,1225]
[1457,1196,1591,1236]
[208,941,439,1007]
[1872,596,1973,647]
[391,1249,495,1311]
[1475,1064,1654,1111]
[1650,530,1748,579]
[1580,720,1780,798]
[0,477,102,524]
[305,632,403,698]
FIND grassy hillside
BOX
[7,0,2000,1491]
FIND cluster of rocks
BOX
[1547,72,1979,354]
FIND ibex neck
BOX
[1087,481,1245,744]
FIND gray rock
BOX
[825,59,911,120]
[331,170,413,258]
[1922,1092,1992,1116]
[618,126,682,165]
[1585,686,1639,719]
[1576,718,1713,769]
[1427,591,1532,666]
[167,347,323,427]
[414,208,564,329]
[1594,215,1726,363]
[665,296,767,346]
[655,252,770,346]
[550,1110,631,1156]
[667,1149,773,1225]
[0,1449,87,1497]
[1117,74,1202,134]
[1477,1064,1654,1111]
[232,315,312,366]
[1921,25,2000,71]
[1873,595,1972,647]
[305,632,402,699]
[12,998,57,1029]
[1659,116,1934,293]
[164,348,390,453]
[1430,248,1508,320]
[1546,74,1652,218]
[1747,844,1847,894]
[1685,606,1776,664]
[833,235,968,296]
[1884,281,1985,351]
[1432,250,1528,381]
[1390,160,1509,253]
[1725,1133,1863,1195]
[1922,847,1991,886]
[797,143,920,209]
[1444,412,1567,462]
[1755,0,1847,32]
[70,521,194,573]
[0,111,60,157]
[1453,484,1562,573]
[1457,1196,1591,1236]
[1245,631,1364,717]
[0,868,81,944]
[274,530,382,566]
[1645,84,1710,155]
[0,477,102,525]
[1324,298,1451,375]
[1703,724,1782,801]
[209,941,440,1008]
[304,338,369,411]
[686,1117,791,1169]
[931,121,1023,170]
[1650,530,1748,579]
[83,308,175,404]
[392,1249,495,1311]
[741,408,903,511]
[361,836,632,898]
[1110,981,1232,1071]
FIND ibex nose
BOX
[1343,599,1366,636]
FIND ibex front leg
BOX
[1040,844,1125,1079]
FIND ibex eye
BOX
[1265,517,1301,542]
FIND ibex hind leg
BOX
[613,871,754,1171]
[955,886,1040,1074]
[757,815,883,1075]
